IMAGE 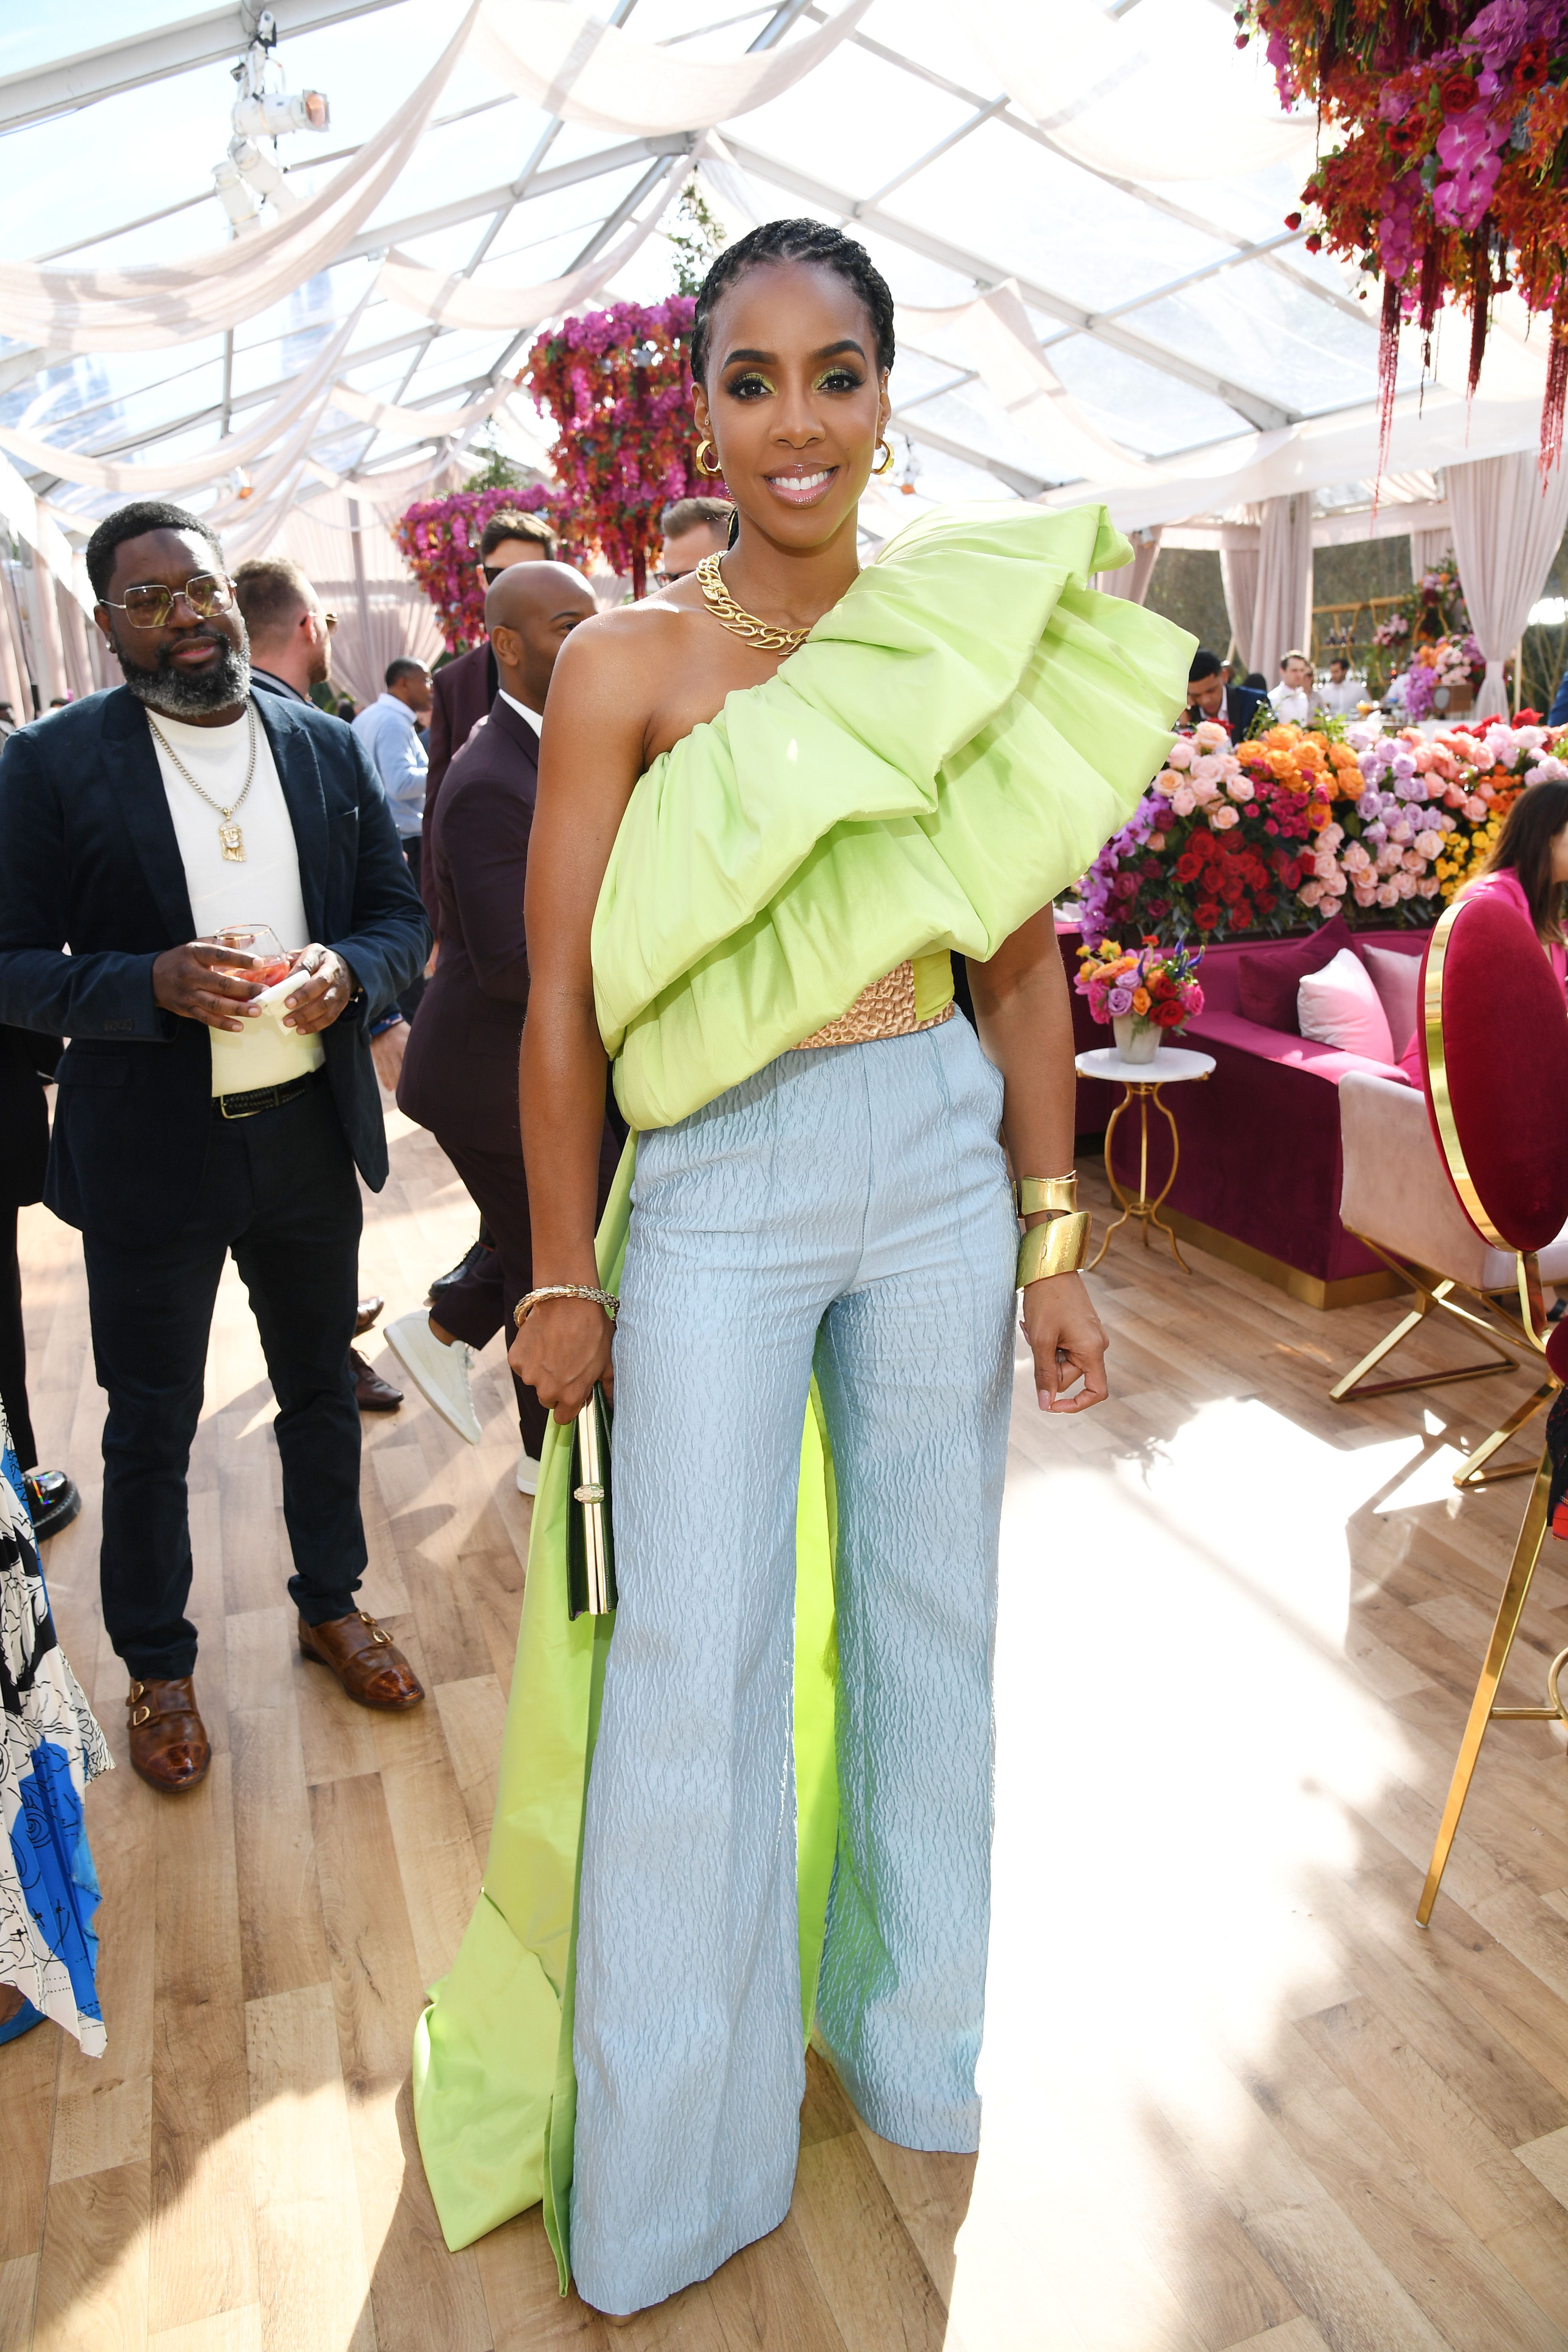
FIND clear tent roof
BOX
[0,0,1390,547]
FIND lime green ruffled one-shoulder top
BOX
[411,501,1194,2284]
[594,498,1194,1129]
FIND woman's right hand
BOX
[508,1296,615,1422]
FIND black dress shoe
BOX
[24,1470,81,1541]
[426,1234,495,1303]
[355,1295,385,1336]
[352,1348,403,1412]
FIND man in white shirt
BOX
[352,660,432,857]
[1315,655,1363,717]
[0,500,431,1794]
[1270,649,1316,725]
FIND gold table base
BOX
[1089,1074,1209,1274]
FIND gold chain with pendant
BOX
[695,553,814,656]
[148,699,257,863]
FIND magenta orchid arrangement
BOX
[525,297,708,596]
[394,483,565,654]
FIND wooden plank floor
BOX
[8,1103,1568,2350]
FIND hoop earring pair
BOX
[695,438,723,476]
[873,438,895,476]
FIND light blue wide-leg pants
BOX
[569,1017,1018,2314]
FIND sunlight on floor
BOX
[949,1389,1447,2351]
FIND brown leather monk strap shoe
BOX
[297,1611,424,1711]
[126,1676,211,1793]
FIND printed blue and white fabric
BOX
[1,1408,109,2053]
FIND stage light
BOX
[211,5,330,234]
[231,87,331,139]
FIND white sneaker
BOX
[516,1451,541,1496]
[384,1311,482,1445]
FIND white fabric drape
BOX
[0,292,374,493]
[897,280,1142,485]
[0,7,477,353]
[1094,525,1162,601]
[469,0,871,136]
[0,452,93,614]
[327,376,517,440]
[1448,452,1568,717]
[963,0,1312,182]
[380,146,694,329]
[1251,493,1314,684]
[1220,517,1260,671]
[1409,523,1455,580]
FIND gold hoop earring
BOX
[873,438,895,476]
[695,437,723,477]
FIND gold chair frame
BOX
[1330,1236,1556,1487]
[1406,901,1566,1924]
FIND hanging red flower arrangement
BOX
[1242,1,1568,475]
[393,483,566,656]
[524,296,710,598]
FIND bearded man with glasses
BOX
[0,499,431,1794]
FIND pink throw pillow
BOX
[1236,912,1356,1033]
[1296,947,1396,1064]
[1360,941,1421,1059]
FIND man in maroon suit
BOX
[421,507,558,925]
[388,559,601,1493]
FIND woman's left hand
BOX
[1022,1271,1109,1413]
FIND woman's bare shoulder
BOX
[548,594,705,711]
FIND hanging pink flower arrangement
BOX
[525,297,709,598]
[394,483,568,656]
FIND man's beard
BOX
[117,629,251,718]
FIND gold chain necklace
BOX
[696,553,813,656]
[148,699,257,863]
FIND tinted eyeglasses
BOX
[99,573,236,628]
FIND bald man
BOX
[389,563,610,1491]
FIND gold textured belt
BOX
[792,960,957,1051]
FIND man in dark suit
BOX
[390,560,598,1493]
[0,499,432,1794]
[422,508,558,926]
[1185,647,1265,738]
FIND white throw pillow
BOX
[1360,940,1422,1058]
[1296,946,1396,1064]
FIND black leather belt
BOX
[213,1067,326,1121]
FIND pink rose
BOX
[1164,739,1194,770]
[1298,878,1327,906]
[1418,876,1441,896]
[1414,829,1443,858]
[1228,776,1254,801]
[1377,881,1400,906]
[1212,804,1240,829]
[1170,785,1196,816]
[1342,841,1372,871]
[1395,871,1418,897]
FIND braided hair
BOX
[691,219,896,386]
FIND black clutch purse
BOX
[567,1383,616,1619]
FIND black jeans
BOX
[0,1204,38,1470]
[84,1079,366,1680]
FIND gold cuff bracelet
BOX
[1016,1173,1078,1216]
[1016,1211,1091,1286]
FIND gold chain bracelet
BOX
[514,1285,619,1329]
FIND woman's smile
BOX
[763,463,838,507]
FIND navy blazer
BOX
[0,685,430,1246]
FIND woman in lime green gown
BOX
[412,220,1193,2316]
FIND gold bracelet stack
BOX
[1014,1171,1091,1287]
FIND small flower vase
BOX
[1113,1015,1160,1063]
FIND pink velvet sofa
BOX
[1064,920,1426,1307]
